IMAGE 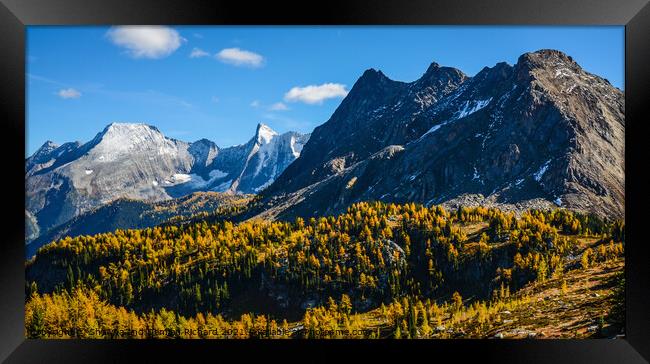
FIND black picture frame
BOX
[1,0,649,362]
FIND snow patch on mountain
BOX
[455,98,493,119]
[472,166,480,180]
[418,98,493,141]
[554,68,573,78]
[254,142,277,177]
[533,159,552,182]
[209,169,228,179]
[172,173,192,183]
[168,170,233,190]
[254,179,274,192]
[290,135,305,158]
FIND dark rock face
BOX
[265,64,468,196]
[25,122,309,243]
[257,49,624,220]
[188,139,219,177]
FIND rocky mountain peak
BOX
[349,68,396,93]
[100,122,161,138]
[424,61,440,73]
[409,61,468,103]
[479,61,512,79]
[188,138,219,169]
[264,59,469,197]
[518,49,577,67]
[417,62,468,88]
[514,49,581,81]
[255,123,279,145]
[360,67,387,80]
[29,140,59,161]
[26,140,83,175]
[26,141,59,172]
[38,140,59,151]
[86,122,178,161]
[191,138,217,147]
[258,49,624,221]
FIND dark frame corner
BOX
[1,0,649,362]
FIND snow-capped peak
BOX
[89,122,180,162]
[30,140,59,159]
[255,123,279,145]
[40,140,59,150]
[98,122,164,140]
[102,122,161,136]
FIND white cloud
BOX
[190,47,210,58]
[284,83,348,104]
[250,100,260,108]
[216,48,264,68]
[57,88,81,99]
[106,26,182,59]
[269,102,289,111]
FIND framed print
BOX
[1,0,649,362]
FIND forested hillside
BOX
[25,202,624,338]
[27,192,252,258]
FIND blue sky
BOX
[26,26,624,156]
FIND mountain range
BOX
[255,49,624,221]
[25,122,309,245]
[25,49,624,255]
